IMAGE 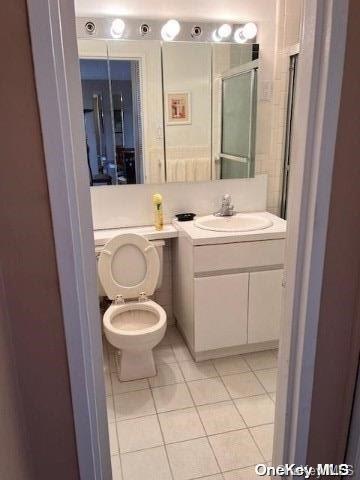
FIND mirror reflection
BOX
[79,41,258,185]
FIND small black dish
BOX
[175,213,196,222]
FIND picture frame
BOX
[166,92,191,125]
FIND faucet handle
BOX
[222,194,232,205]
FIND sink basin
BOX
[194,213,273,232]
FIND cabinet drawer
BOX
[194,240,285,273]
[194,273,248,351]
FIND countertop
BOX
[94,224,178,246]
[93,212,286,247]
[173,211,286,246]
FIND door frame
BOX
[26,0,349,478]
[26,1,111,479]
[273,0,349,465]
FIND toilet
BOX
[98,233,167,381]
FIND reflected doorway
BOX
[80,58,143,185]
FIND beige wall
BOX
[0,274,33,480]
[0,1,80,478]
[256,0,304,214]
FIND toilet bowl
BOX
[98,233,167,381]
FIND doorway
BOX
[80,58,143,185]
[25,0,351,478]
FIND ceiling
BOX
[74,0,274,22]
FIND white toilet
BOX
[98,233,167,381]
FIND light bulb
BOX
[243,22,257,39]
[161,19,181,41]
[234,23,257,43]
[110,18,125,38]
[217,24,232,39]
[234,27,246,44]
[212,30,221,42]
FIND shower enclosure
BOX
[280,53,298,219]
[220,64,258,179]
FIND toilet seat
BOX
[98,233,160,300]
[103,300,166,348]
[98,233,167,380]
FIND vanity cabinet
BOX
[173,235,285,359]
[248,269,283,344]
[194,273,248,351]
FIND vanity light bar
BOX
[76,17,258,44]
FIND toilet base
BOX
[117,348,157,381]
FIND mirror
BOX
[79,40,258,186]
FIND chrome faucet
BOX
[214,194,236,217]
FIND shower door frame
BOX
[26,0,350,478]
[219,61,258,179]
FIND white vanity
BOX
[173,211,286,361]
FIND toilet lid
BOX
[98,233,160,300]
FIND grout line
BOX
[163,342,224,477]
[147,387,176,480]
[215,369,268,465]
[111,377,277,422]
[180,374,224,479]
[108,346,126,479]
[105,333,279,474]
[253,370,277,395]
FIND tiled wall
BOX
[152,241,174,325]
[90,175,267,229]
[256,0,303,215]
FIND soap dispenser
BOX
[152,193,163,231]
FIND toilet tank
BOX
[95,239,165,297]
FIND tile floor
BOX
[103,326,277,480]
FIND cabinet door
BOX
[248,269,283,344]
[194,273,248,351]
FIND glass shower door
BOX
[220,68,257,179]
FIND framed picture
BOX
[166,92,191,125]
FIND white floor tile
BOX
[108,350,119,373]
[223,466,270,479]
[197,476,223,480]
[102,344,110,374]
[114,389,156,421]
[107,396,116,423]
[213,356,250,376]
[152,383,194,412]
[269,392,276,402]
[209,429,263,471]
[187,378,230,406]
[172,343,193,362]
[167,438,220,480]
[149,363,184,388]
[108,422,119,455]
[158,407,205,443]
[111,373,149,395]
[198,401,246,435]
[117,415,163,453]
[110,455,123,480]
[244,350,278,371]
[254,369,277,393]
[234,395,275,427]
[160,326,183,346]
[179,360,218,381]
[104,370,112,396]
[250,424,274,461]
[121,446,172,480]
[222,372,265,399]
[154,345,177,365]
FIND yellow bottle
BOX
[152,193,163,231]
